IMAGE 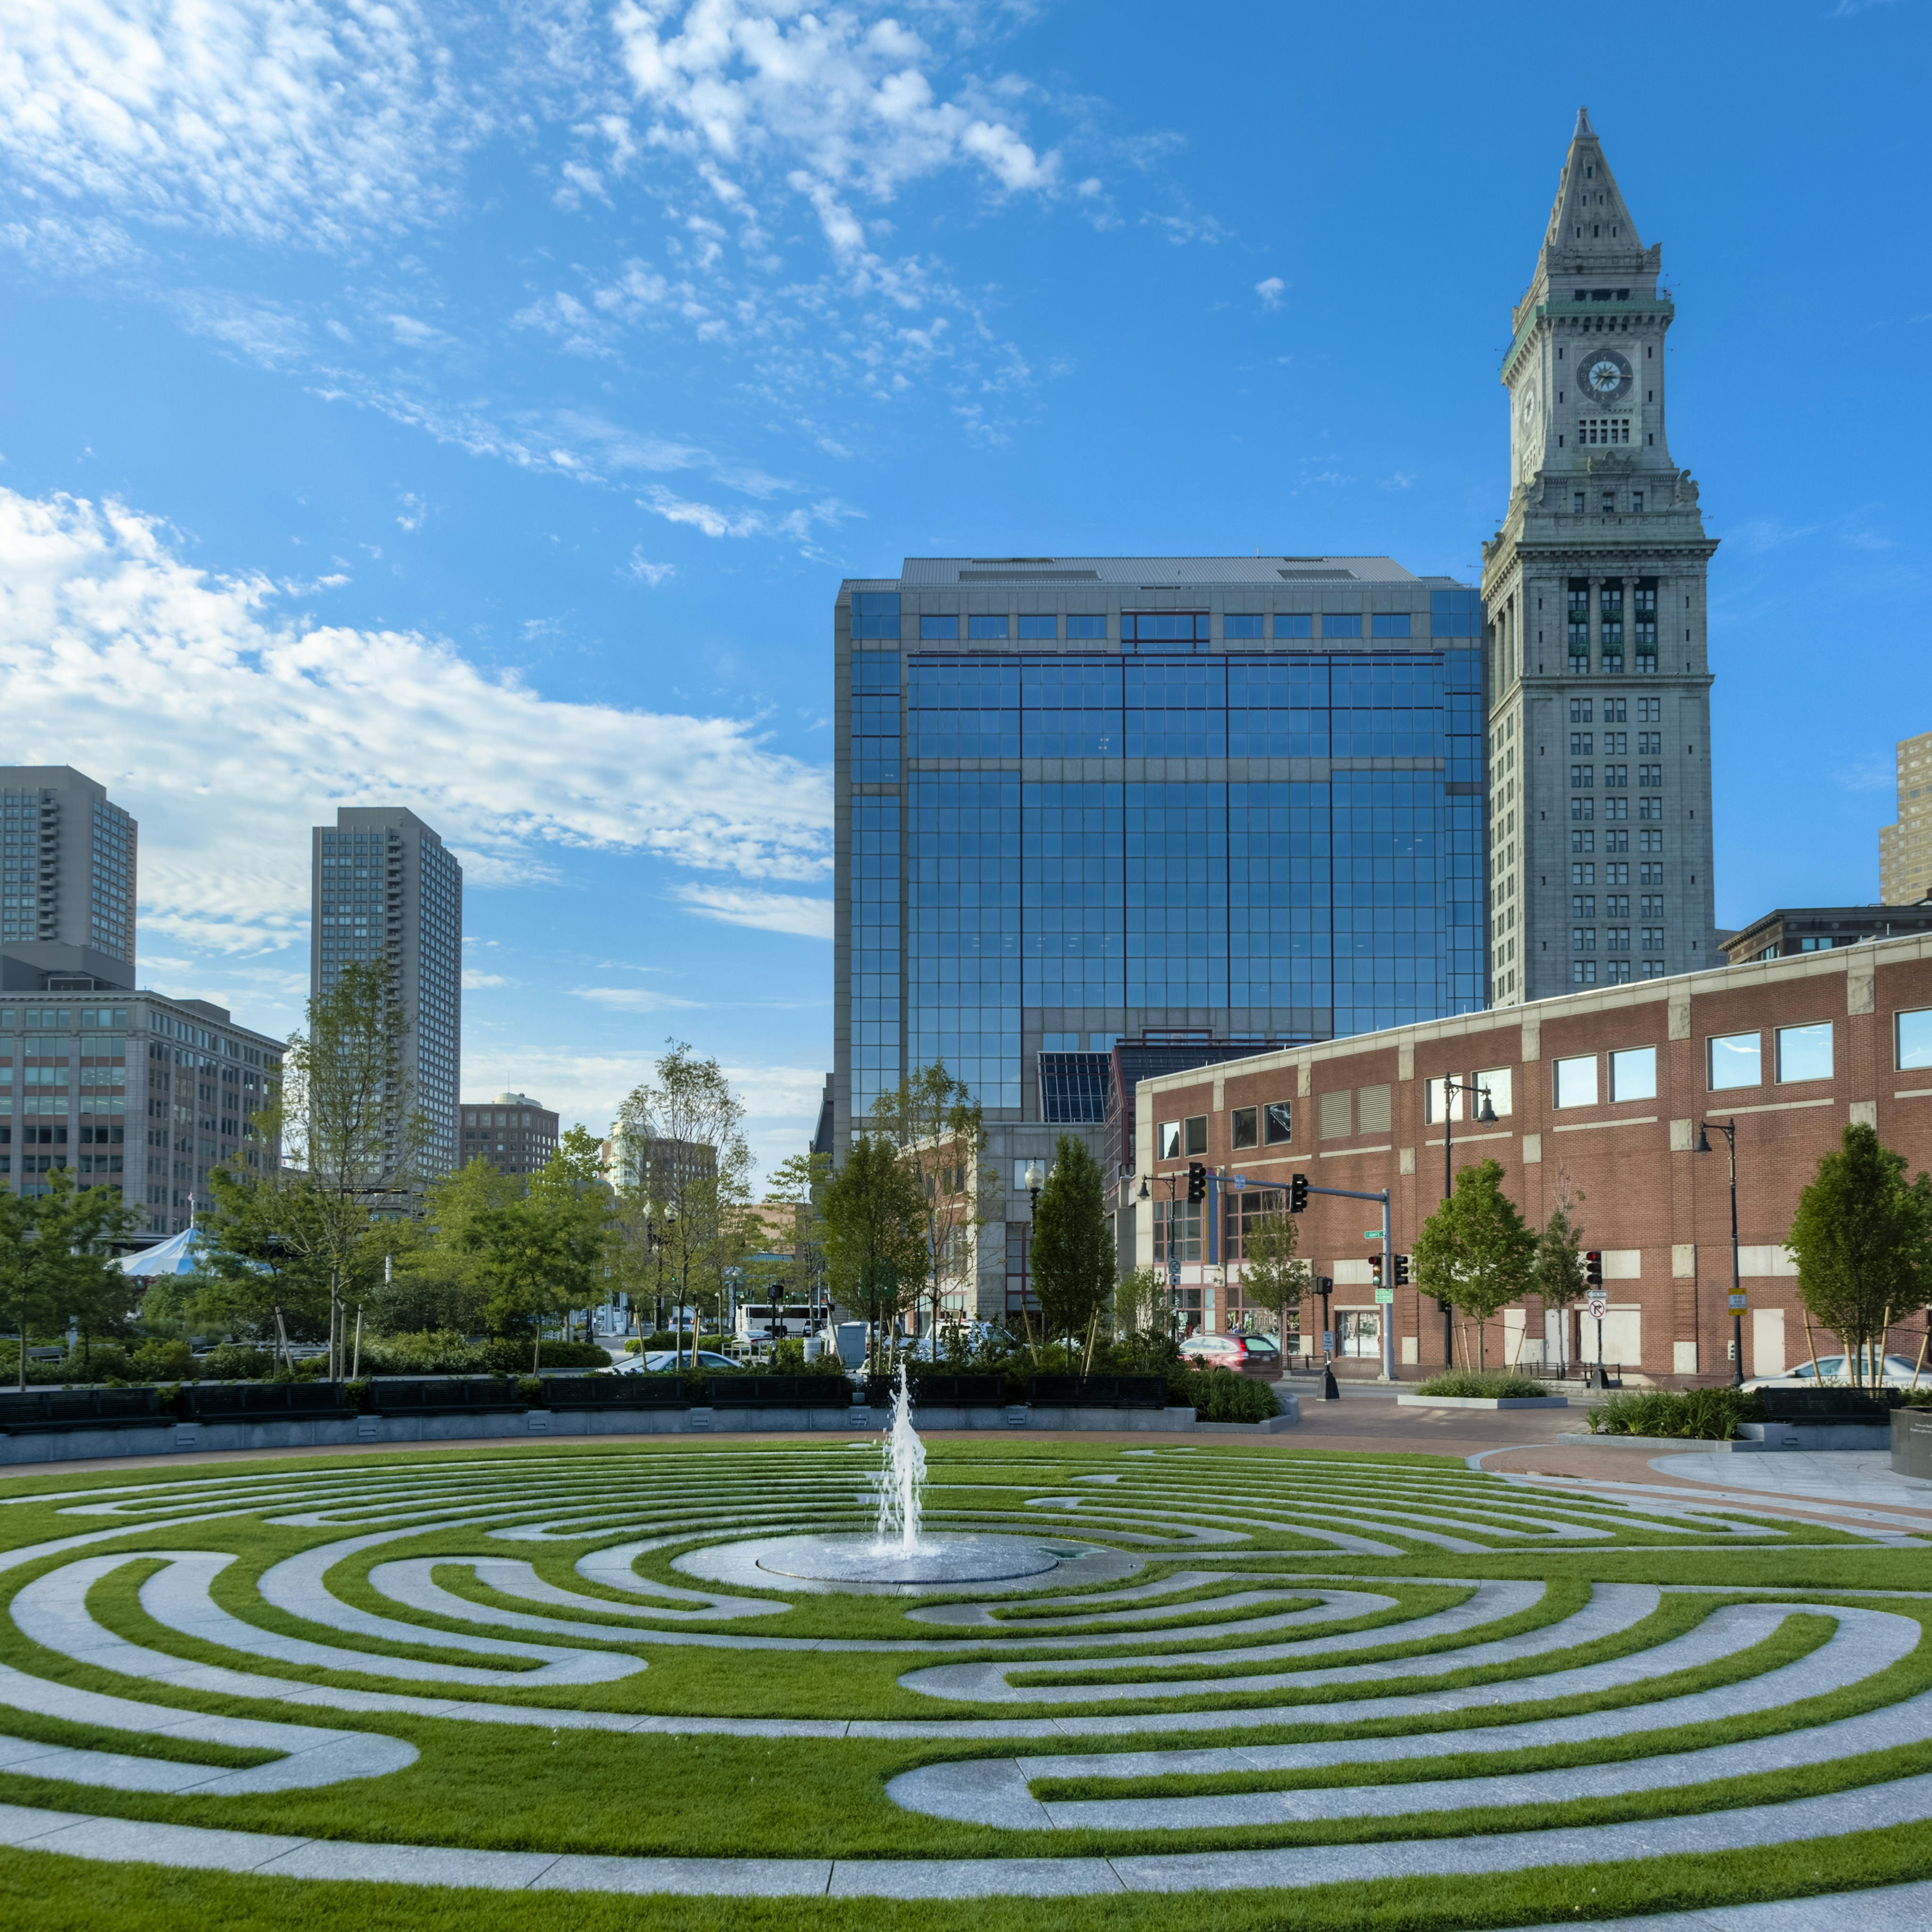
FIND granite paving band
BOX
[0,1444,1926,1911]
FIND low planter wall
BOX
[1395,1394,1569,1411]
[1555,1431,1764,1452]
[0,1397,1294,1465]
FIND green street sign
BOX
[1374,1287,1395,1305]
[1362,1229,1383,1240]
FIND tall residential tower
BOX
[310,807,462,1175]
[1481,109,1718,1005]
[0,767,137,985]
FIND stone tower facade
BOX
[1481,109,1718,1008]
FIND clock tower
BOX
[1481,108,1717,1008]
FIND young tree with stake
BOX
[1787,1123,1932,1387]
[1412,1159,1536,1370]
[1028,1135,1114,1373]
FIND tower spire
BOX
[1543,108,1643,261]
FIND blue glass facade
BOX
[837,571,1487,1141]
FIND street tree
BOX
[868,1063,1000,1346]
[265,960,428,1380]
[1531,1178,1589,1376]
[1238,1196,1311,1347]
[1412,1158,1536,1369]
[1114,1265,1167,1339]
[174,1158,334,1366]
[462,1128,614,1371]
[819,1134,928,1370]
[1787,1122,1932,1386]
[615,1042,753,1369]
[0,1173,141,1391]
[1028,1134,1114,1371]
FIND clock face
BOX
[1581,347,1634,404]
[1516,384,1540,478]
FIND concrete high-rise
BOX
[1880,729,1932,906]
[1481,109,1718,1006]
[0,767,137,981]
[310,807,462,1175]
[832,554,1487,1319]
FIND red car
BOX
[1179,1332,1282,1375]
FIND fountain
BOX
[748,1363,1061,1587]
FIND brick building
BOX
[1130,935,1932,1384]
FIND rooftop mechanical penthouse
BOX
[834,554,1489,1319]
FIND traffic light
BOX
[1289,1172,1310,1213]
[1369,1253,1384,1289]
[1393,1253,1410,1286]
[1583,1250,1603,1287]
[1186,1163,1208,1203]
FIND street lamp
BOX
[1438,1076,1497,1367]
[1697,1118,1743,1387]
[1021,1162,1044,1332]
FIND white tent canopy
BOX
[114,1228,209,1278]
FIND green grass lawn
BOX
[0,1436,1928,1928]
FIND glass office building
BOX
[834,556,1488,1317]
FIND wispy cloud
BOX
[0,0,473,250]
[0,485,833,961]
[623,549,676,586]
[1255,276,1284,309]
[571,985,705,1011]
[672,884,834,938]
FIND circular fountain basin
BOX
[750,1534,1060,1587]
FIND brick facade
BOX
[1131,936,1932,1384]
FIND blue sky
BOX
[0,0,1922,1180]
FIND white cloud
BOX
[672,884,833,938]
[0,0,472,249]
[1255,276,1283,308]
[0,485,832,961]
[571,986,705,1011]
[623,549,675,586]
[636,483,856,542]
[610,0,1059,255]
[461,969,507,989]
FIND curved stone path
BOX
[0,1443,1924,1913]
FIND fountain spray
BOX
[872,1361,927,1552]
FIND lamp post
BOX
[1697,1118,1743,1386]
[1439,1076,1497,1368]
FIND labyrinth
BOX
[2,1437,1932,1930]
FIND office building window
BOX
[1554,1055,1598,1106]
[1273,613,1313,637]
[920,615,959,640]
[1263,1101,1293,1144]
[1016,615,1057,640]
[1322,614,1362,638]
[1067,615,1107,639]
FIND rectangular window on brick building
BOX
[1609,1045,1656,1101]
[1776,1022,1832,1084]
[1708,1031,1762,1091]
[1554,1055,1597,1107]
[1899,1009,1932,1072]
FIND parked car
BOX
[1743,1353,1925,1391]
[611,1349,738,1375]
[1179,1332,1282,1374]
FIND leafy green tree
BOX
[1412,1158,1536,1370]
[1029,1134,1114,1372]
[462,1128,613,1371]
[381,1158,522,1335]
[1787,1122,1932,1386]
[1237,1198,1310,1346]
[1532,1198,1588,1375]
[868,1063,1000,1345]
[820,1134,928,1369]
[251,960,427,1380]
[1114,1265,1168,1339]
[615,1041,753,1369]
[170,1158,333,1365]
[0,1173,141,1391]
